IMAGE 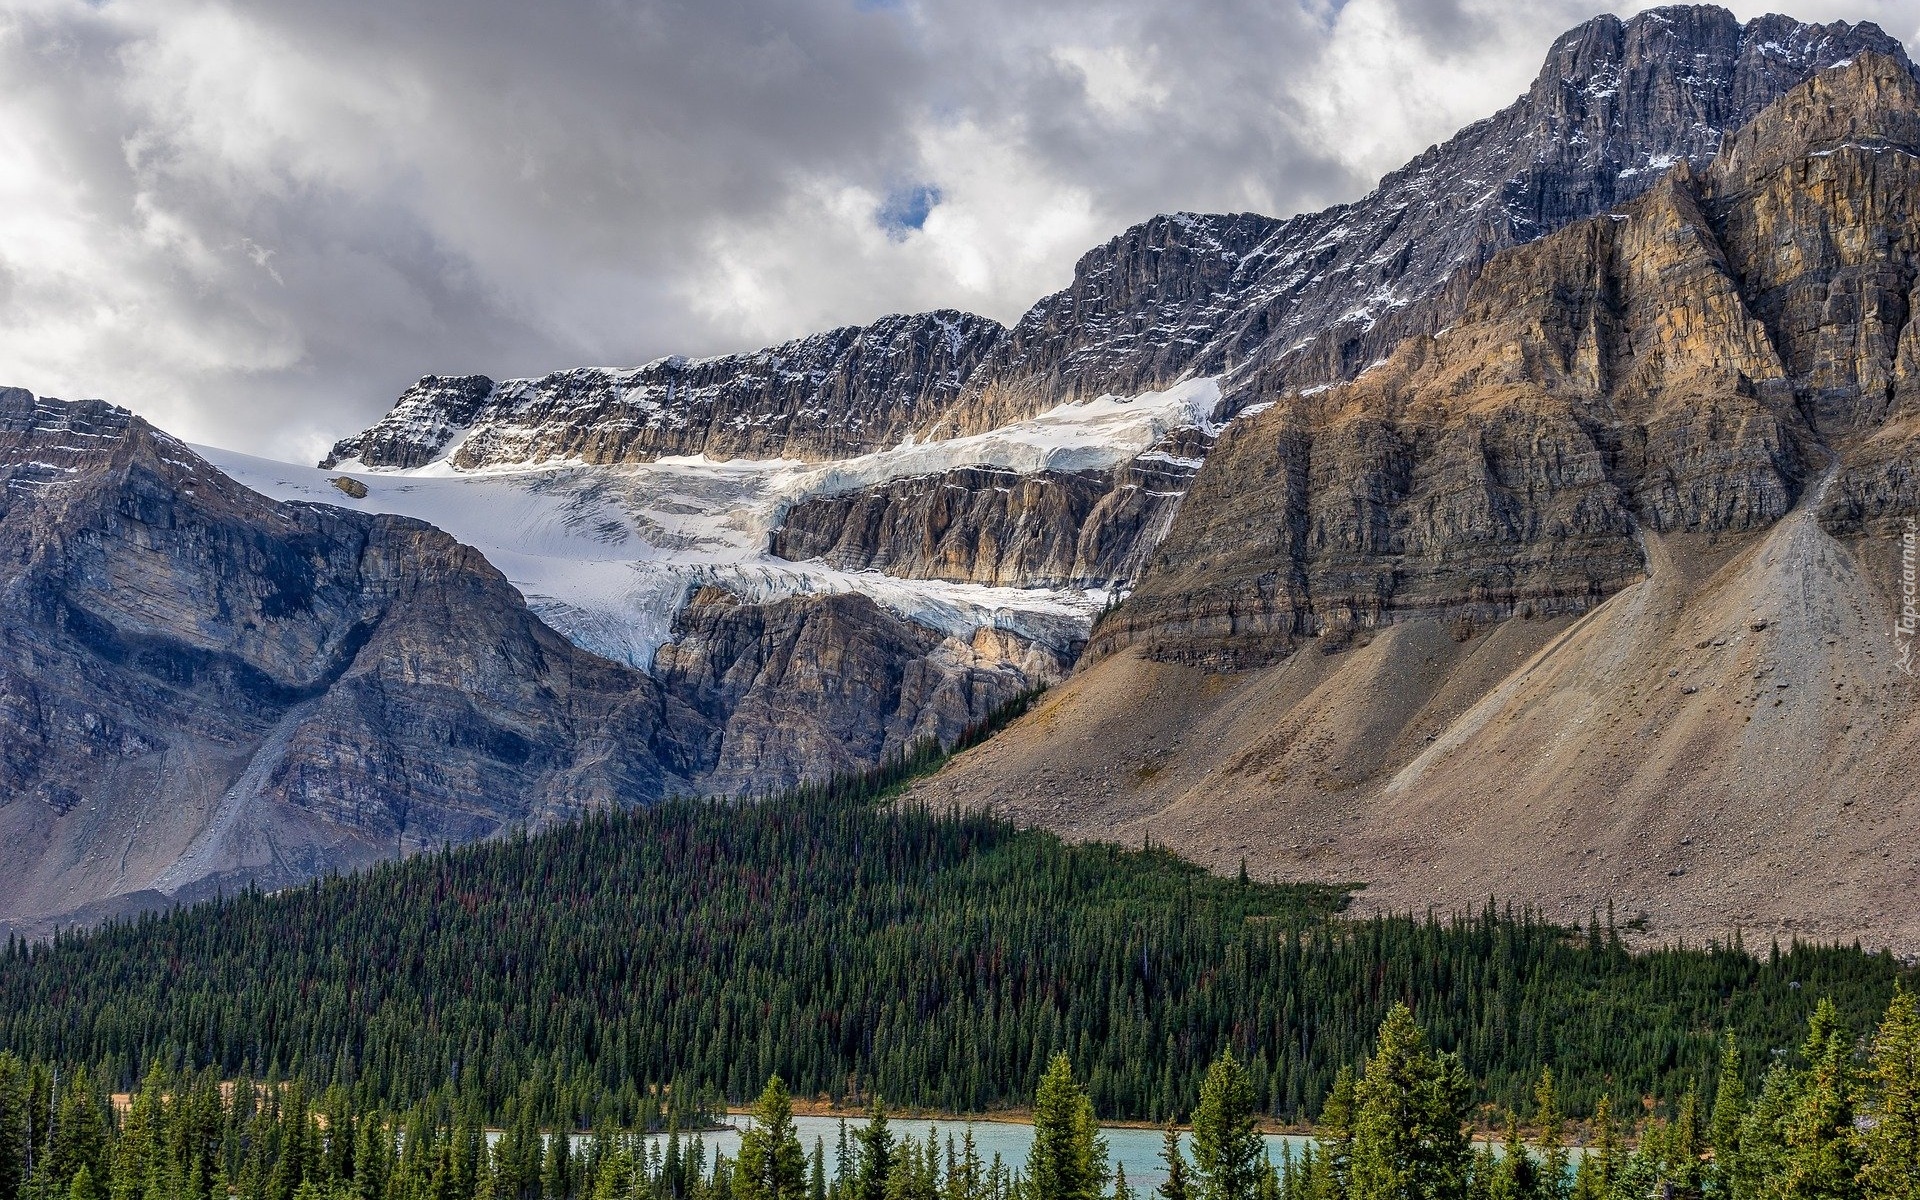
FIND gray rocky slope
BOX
[7,5,1917,925]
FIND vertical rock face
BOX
[943,8,1912,439]
[769,429,1210,589]
[652,588,1069,796]
[1099,55,1920,669]
[325,311,1006,470]
[0,391,703,923]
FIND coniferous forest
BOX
[1,986,1916,1200]
[0,782,1908,1135]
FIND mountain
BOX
[0,388,698,927]
[5,5,1917,934]
[308,3,1898,722]
[910,53,1920,954]
[946,6,1913,434]
[322,310,1007,470]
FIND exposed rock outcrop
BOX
[325,311,1005,470]
[770,429,1210,589]
[1097,55,1920,668]
[653,587,1070,796]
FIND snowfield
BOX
[198,378,1221,671]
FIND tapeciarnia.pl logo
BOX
[1899,517,1917,676]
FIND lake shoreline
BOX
[728,1100,1309,1135]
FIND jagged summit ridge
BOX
[944,6,1915,437]
[331,8,1904,478]
[326,309,1005,471]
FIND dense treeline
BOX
[0,787,1905,1129]
[5,993,1915,1200]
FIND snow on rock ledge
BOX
[207,378,1222,672]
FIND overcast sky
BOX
[3,0,1917,461]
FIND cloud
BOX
[0,0,1914,461]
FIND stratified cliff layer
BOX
[770,428,1210,589]
[1096,53,1920,668]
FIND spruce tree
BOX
[47,1070,108,1200]
[1346,1005,1471,1200]
[1734,1064,1797,1200]
[1783,1000,1862,1200]
[1316,1068,1356,1200]
[1191,1054,1262,1200]
[0,1055,26,1200]
[854,1103,894,1200]
[833,1123,853,1200]
[736,1079,805,1200]
[1025,1056,1107,1200]
[1489,1112,1535,1200]
[1156,1123,1190,1200]
[543,1124,575,1200]
[1668,1083,1704,1199]
[945,1130,982,1200]
[1855,988,1919,1200]
[1252,1156,1280,1200]
[1467,1144,1495,1200]
[1706,1035,1744,1198]
[1531,1071,1567,1200]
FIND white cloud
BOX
[0,0,1911,461]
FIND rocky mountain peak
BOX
[948,5,1914,439]
[1711,50,1920,186]
[1094,36,1920,671]
[326,309,1006,471]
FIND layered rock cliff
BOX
[1092,55,1920,668]
[769,428,1210,589]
